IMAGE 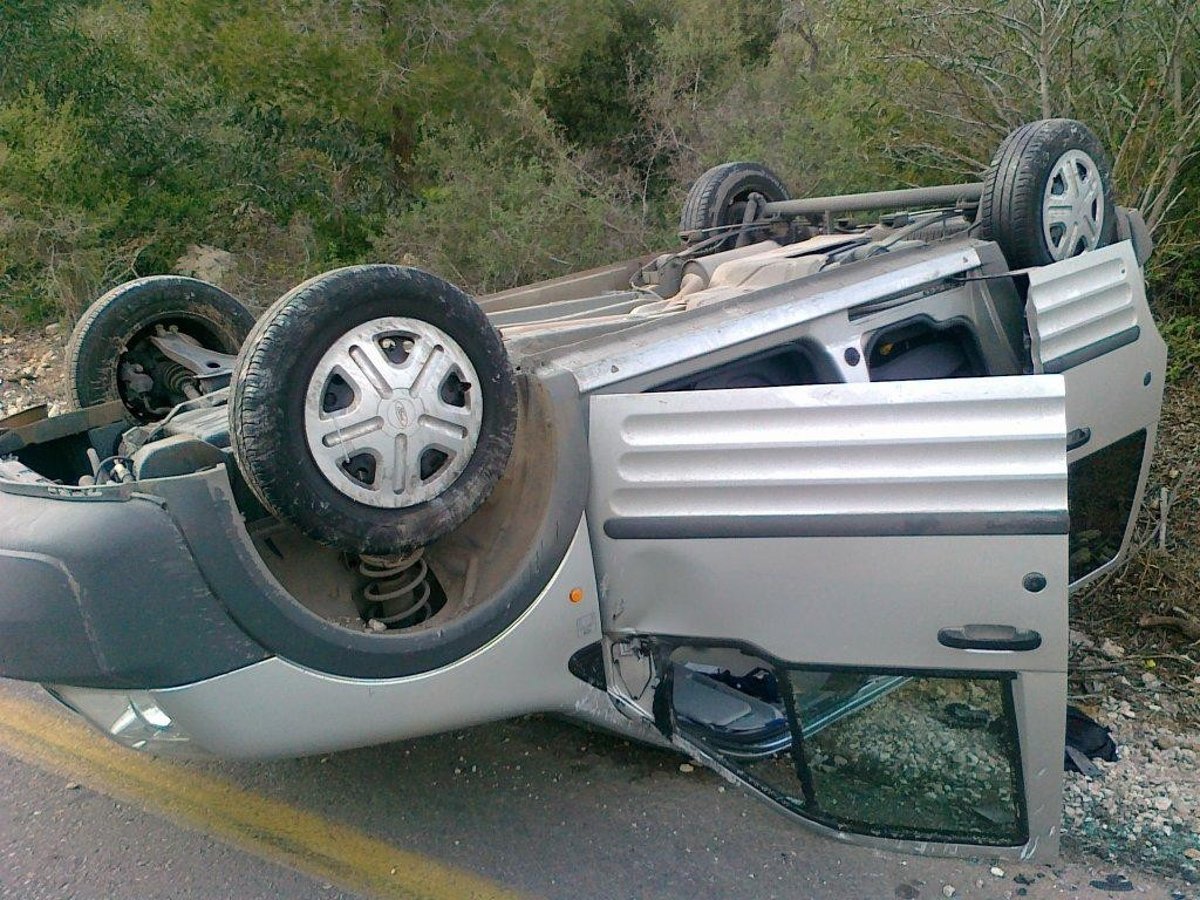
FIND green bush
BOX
[373,112,671,294]
[1161,315,1200,385]
[0,90,131,323]
[0,0,1196,328]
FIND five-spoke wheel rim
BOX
[1042,149,1104,261]
[303,316,483,508]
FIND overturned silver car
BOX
[0,119,1167,860]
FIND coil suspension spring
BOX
[359,550,432,629]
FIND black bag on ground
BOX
[1064,705,1118,775]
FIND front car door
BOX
[587,375,1069,859]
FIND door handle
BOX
[1066,426,1092,451]
[937,624,1042,652]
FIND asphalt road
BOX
[0,680,1190,900]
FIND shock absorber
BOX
[359,550,433,630]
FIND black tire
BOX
[977,119,1116,268]
[68,276,255,421]
[680,161,790,250]
[230,265,518,556]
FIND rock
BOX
[1154,797,1173,811]
[1185,848,1200,861]
[1089,873,1133,892]
[173,244,237,287]
[1069,628,1095,649]
[989,866,1005,877]
[1099,638,1126,659]
[942,885,956,897]
[44,322,61,335]
[1156,733,1176,750]
[678,763,694,773]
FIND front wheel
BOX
[229,265,518,556]
[67,276,255,421]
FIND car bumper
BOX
[0,477,269,690]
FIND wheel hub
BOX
[303,316,484,508]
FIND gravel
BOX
[0,325,69,418]
[1063,631,1200,881]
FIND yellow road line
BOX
[0,688,523,900]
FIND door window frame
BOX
[655,639,1032,847]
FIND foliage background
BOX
[1,0,1197,366]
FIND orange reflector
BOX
[569,588,584,603]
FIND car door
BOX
[1025,241,1168,586]
[587,375,1069,860]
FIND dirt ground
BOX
[2,321,1199,888]
[0,324,70,417]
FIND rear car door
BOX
[587,375,1069,859]
[1025,241,1168,586]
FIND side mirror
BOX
[1115,207,1154,266]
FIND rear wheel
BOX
[680,161,790,250]
[67,276,255,422]
[977,118,1116,268]
[230,265,517,556]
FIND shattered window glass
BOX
[672,657,1027,846]
[791,673,1026,845]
